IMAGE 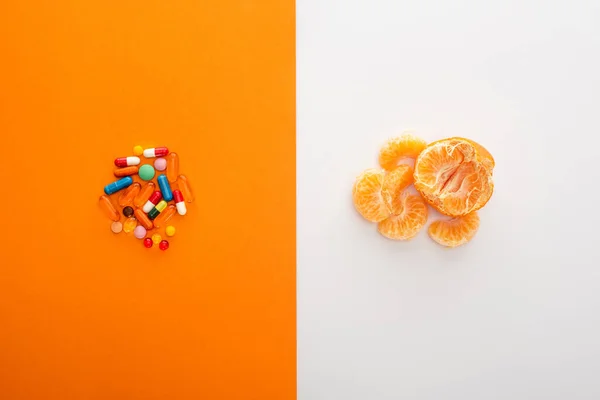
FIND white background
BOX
[297,1,600,399]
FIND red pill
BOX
[114,157,141,167]
[159,240,169,251]
[143,238,153,248]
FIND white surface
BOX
[297,1,600,399]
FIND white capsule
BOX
[176,201,187,216]
[142,201,155,213]
[143,147,169,158]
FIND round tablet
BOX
[165,226,176,237]
[138,164,155,181]
[133,145,144,156]
[143,238,153,248]
[122,206,134,217]
[134,226,147,239]
[111,221,123,233]
[154,158,167,171]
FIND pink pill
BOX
[154,158,167,171]
[134,226,147,239]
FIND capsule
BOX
[177,175,194,203]
[114,166,139,177]
[118,182,141,207]
[157,174,173,201]
[134,182,156,208]
[166,152,179,183]
[134,208,153,230]
[142,191,162,213]
[148,200,168,220]
[99,195,119,221]
[104,176,133,195]
[154,205,176,228]
[173,190,187,215]
[114,157,141,167]
[143,147,169,158]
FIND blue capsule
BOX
[104,176,133,195]
[157,174,173,201]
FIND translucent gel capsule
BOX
[153,204,176,228]
[99,195,120,221]
[123,217,137,233]
[166,152,179,183]
[118,182,141,207]
[134,182,156,208]
[178,175,194,203]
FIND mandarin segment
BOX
[352,169,389,222]
[378,192,428,240]
[379,134,427,170]
[428,212,480,247]
[414,138,494,216]
[382,165,413,214]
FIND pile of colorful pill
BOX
[98,146,194,250]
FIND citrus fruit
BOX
[428,211,480,247]
[413,137,494,216]
[378,192,428,240]
[352,166,413,222]
[379,134,428,171]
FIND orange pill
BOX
[118,182,141,207]
[114,166,139,177]
[99,195,119,221]
[166,152,179,183]
[178,174,194,203]
[134,182,156,208]
[134,208,154,230]
[153,204,176,228]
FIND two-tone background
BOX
[2,0,600,399]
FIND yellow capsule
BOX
[118,182,141,207]
[154,205,176,228]
[166,152,179,183]
[123,217,137,233]
[155,200,168,213]
[178,175,194,203]
[152,233,162,244]
[134,182,155,208]
[99,195,120,221]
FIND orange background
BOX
[0,1,295,399]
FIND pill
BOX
[152,233,162,244]
[122,206,134,217]
[118,182,141,207]
[177,175,194,203]
[148,200,168,220]
[159,240,169,251]
[133,145,144,156]
[153,205,176,228]
[114,166,139,177]
[143,147,169,158]
[134,226,147,239]
[157,174,173,201]
[173,190,187,215]
[142,191,162,213]
[165,226,176,237]
[111,221,123,233]
[166,152,179,183]
[99,195,119,221]
[104,176,133,195]
[134,182,156,208]
[134,208,153,230]
[114,157,140,167]
[138,164,155,181]
[143,238,153,248]
[123,217,137,233]
[154,158,167,171]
